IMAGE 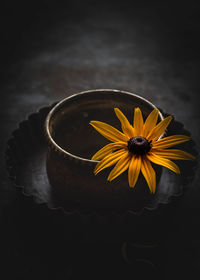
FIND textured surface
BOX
[1,1,200,279]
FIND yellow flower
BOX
[90,107,195,194]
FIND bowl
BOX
[45,89,164,213]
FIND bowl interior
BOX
[48,90,163,160]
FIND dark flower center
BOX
[127,137,152,155]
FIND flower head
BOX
[90,107,195,194]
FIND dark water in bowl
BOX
[52,104,151,159]
[54,107,115,159]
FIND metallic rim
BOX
[45,89,164,163]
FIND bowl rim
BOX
[45,89,164,163]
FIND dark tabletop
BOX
[1,1,200,279]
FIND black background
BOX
[1,0,200,279]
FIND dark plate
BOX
[5,104,198,243]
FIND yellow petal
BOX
[128,155,142,188]
[147,153,180,174]
[152,149,195,160]
[94,149,127,175]
[143,109,159,138]
[141,157,156,193]
[90,121,128,142]
[91,142,127,161]
[107,151,131,181]
[152,135,190,149]
[114,108,135,138]
[133,107,144,136]
[146,116,172,141]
